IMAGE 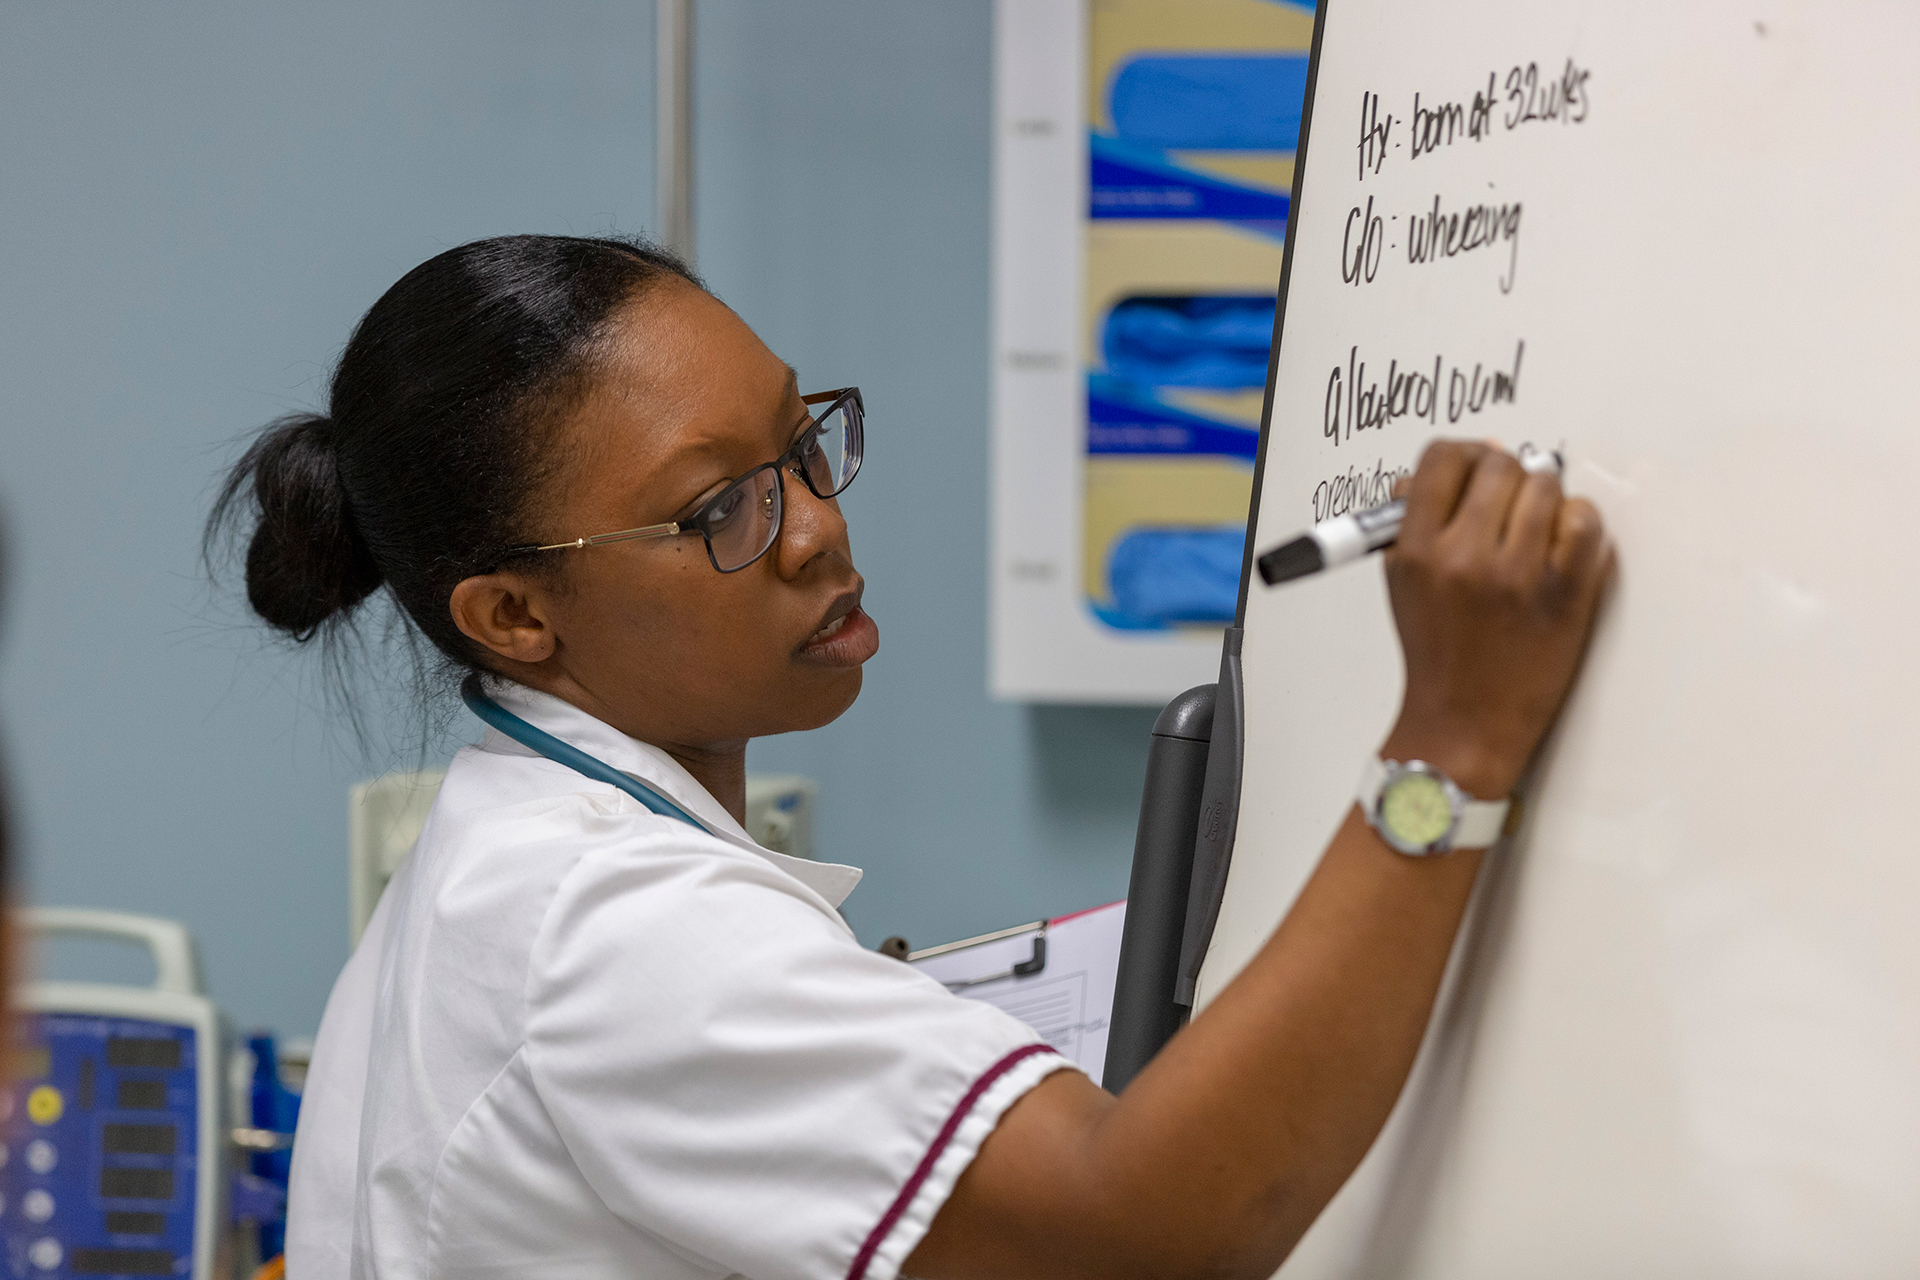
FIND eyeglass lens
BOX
[701,466,783,572]
[798,397,860,499]
[698,395,862,572]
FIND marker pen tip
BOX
[1257,535,1325,585]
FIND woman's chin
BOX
[777,665,864,734]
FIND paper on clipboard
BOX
[910,901,1126,1086]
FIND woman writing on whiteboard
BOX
[211,236,1610,1280]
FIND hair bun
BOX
[229,413,383,639]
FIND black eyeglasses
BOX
[495,387,864,574]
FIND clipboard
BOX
[908,902,1126,1086]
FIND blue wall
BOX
[0,1,1157,1036]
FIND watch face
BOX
[1381,770,1454,849]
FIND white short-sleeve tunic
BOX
[286,680,1072,1280]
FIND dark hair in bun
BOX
[209,234,699,665]
[224,412,382,640]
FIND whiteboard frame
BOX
[1171,0,1328,1006]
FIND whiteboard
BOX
[1193,2,1920,1275]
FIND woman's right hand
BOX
[1378,440,1612,799]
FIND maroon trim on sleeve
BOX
[846,1043,1057,1280]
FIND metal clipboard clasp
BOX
[909,920,1049,990]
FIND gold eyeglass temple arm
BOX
[532,522,683,552]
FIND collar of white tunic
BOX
[477,676,864,909]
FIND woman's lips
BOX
[797,605,879,667]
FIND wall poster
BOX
[991,0,1314,701]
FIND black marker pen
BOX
[1257,448,1564,586]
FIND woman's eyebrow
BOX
[664,367,806,504]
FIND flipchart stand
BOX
[1101,627,1245,1093]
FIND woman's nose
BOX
[774,470,849,576]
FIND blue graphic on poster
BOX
[1083,0,1313,630]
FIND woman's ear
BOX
[449,574,558,665]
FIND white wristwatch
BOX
[1358,757,1511,856]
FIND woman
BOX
[213,236,1608,1280]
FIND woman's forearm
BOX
[1084,806,1486,1277]
[908,804,1485,1280]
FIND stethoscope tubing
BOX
[460,674,704,830]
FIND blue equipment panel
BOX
[4,1014,198,1277]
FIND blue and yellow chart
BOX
[1083,0,1313,631]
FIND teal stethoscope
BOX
[461,674,704,829]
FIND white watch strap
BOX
[1357,755,1390,814]
[1357,757,1511,851]
[1451,790,1510,848]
